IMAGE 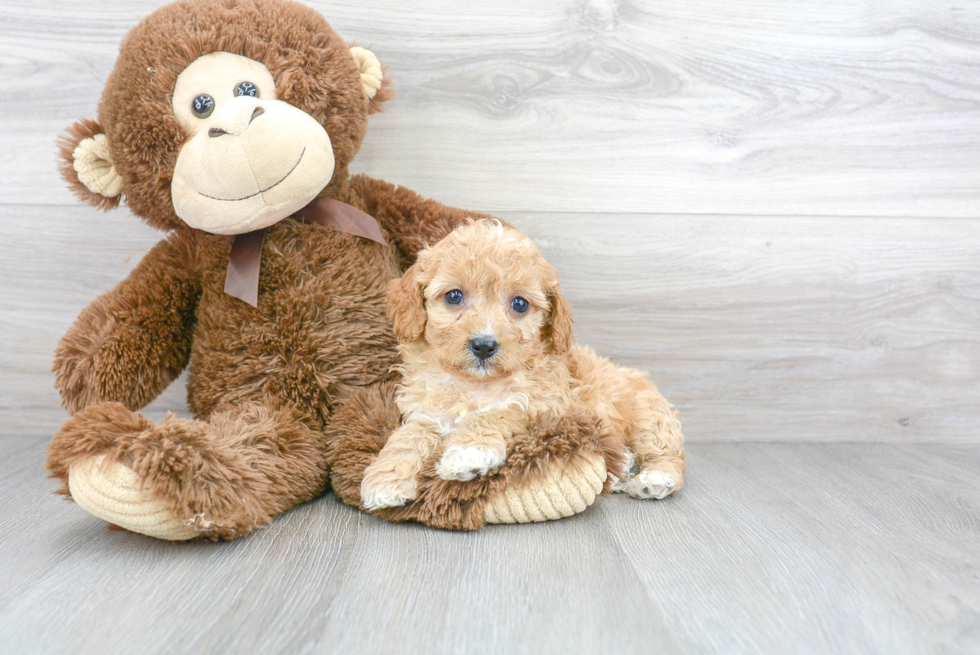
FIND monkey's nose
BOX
[208,107,265,138]
[468,337,499,361]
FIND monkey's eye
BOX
[191,94,215,118]
[235,81,258,98]
[445,290,464,306]
[511,297,530,314]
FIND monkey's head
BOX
[59,0,392,234]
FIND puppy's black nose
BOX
[469,336,499,361]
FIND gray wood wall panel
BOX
[1,0,979,216]
[0,0,978,443]
[511,212,980,443]
[3,207,977,442]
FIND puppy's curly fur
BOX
[360,220,685,510]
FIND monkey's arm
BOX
[348,174,503,265]
[53,230,202,414]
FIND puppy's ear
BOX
[546,284,575,354]
[387,263,427,343]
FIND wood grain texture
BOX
[1,0,977,441]
[2,439,978,654]
[2,3,978,652]
[507,212,980,443]
[4,206,976,442]
[1,0,980,216]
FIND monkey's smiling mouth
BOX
[198,147,306,202]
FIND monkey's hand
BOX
[54,232,200,414]
[348,174,505,266]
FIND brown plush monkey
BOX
[48,0,618,540]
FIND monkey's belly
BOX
[187,222,402,424]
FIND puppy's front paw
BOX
[361,465,418,510]
[436,445,505,481]
[626,468,678,500]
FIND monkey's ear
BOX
[57,119,123,211]
[350,45,395,114]
[387,262,427,344]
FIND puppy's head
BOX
[387,220,574,378]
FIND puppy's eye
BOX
[445,289,464,306]
[511,296,529,314]
[191,94,215,118]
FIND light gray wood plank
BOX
[1,0,979,216]
[2,440,978,654]
[599,443,980,654]
[506,212,980,443]
[312,512,678,654]
[5,205,977,442]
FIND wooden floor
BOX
[1,437,977,654]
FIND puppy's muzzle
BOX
[468,336,499,361]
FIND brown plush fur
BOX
[48,400,327,540]
[46,0,605,540]
[58,0,390,231]
[327,381,624,530]
[48,171,488,538]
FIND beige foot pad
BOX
[483,455,606,524]
[68,456,199,541]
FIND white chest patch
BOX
[400,368,530,436]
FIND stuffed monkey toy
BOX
[48,0,618,540]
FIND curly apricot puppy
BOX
[360,220,685,510]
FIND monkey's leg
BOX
[47,399,328,541]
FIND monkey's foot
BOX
[483,453,606,523]
[68,456,200,541]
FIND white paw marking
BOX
[436,445,504,481]
[609,447,639,493]
[361,475,418,510]
[627,468,677,500]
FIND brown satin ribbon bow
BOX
[224,196,387,307]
